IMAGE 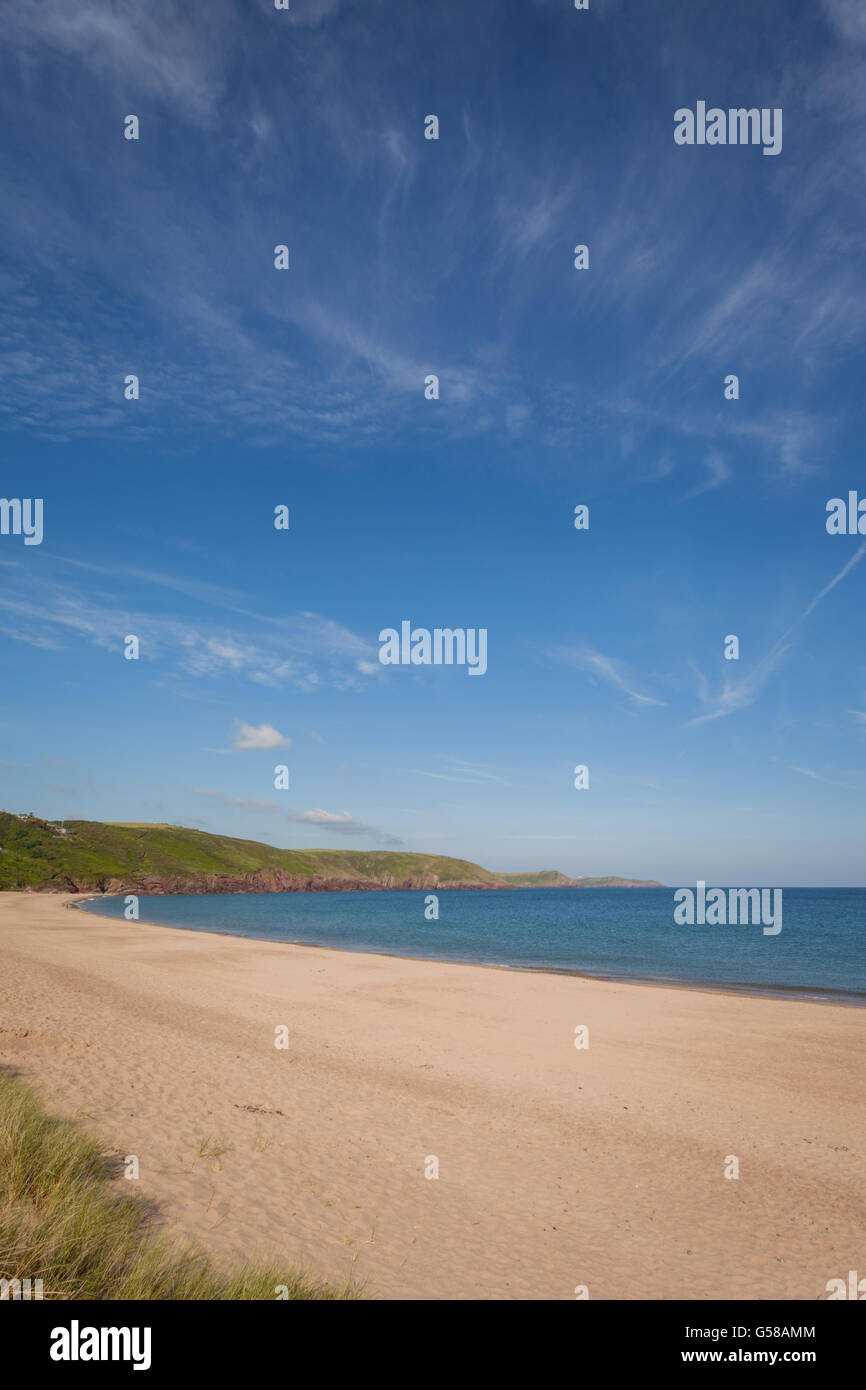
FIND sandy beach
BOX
[1,891,863,1300]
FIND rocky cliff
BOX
[76,868,514,896]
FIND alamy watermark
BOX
[826,1270,866,1299]
[674,881,782,935]
[1,1276,43,1299]
[50,1321,151,1370]
[674,103,782,156]
[0,498,43,545]
[379,622,487,676]
[826,492,866,534]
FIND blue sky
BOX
[1,0,865,884]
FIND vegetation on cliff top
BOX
[0,812,660,891]
[501,870,662,887]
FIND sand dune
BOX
[0,892,863,1300]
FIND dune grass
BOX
[0,1070,356,1300]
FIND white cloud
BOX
[557,645,666,707]
[0,562,379,692]
[291,808,354,826]
[821,0,866,42]
[787,765,866,791]
[686,645,791,728]
[189,793,402,846]
[284,808,402,844]
[4,0,236,124]
[232,721,291,751]
[412,761,508,785]
[688,544,866,725]
[682,451,731,501]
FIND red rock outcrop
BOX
[64,868,515,896]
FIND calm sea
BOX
[79,887,866,1005]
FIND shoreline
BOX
[3,890,864,1299]
[73,893,866,1010]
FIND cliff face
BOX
[63,870,664,895]
[69,868,515,896]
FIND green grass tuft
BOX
[0,1071,357,1300]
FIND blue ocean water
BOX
[79,887,866,1004]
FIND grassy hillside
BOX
[501,870,578,887]
[0,812,507,891]
[574,876,663,887]
[502,870,661,887]
[0,812,660,892]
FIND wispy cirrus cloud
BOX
[556,645,667,707]
[3,0,236,124]
[0,562,378,692]
[3,0,863,463]
[412,759,509,785]
[687,645,792,728]
[787,764,866,791]
[682,451,731,500]
[821,0,866,43]
[688,544,866,726]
